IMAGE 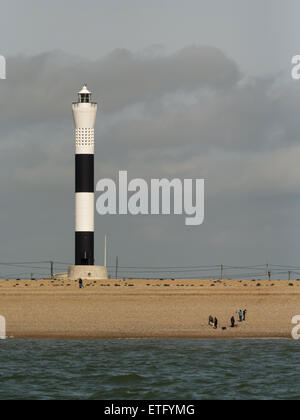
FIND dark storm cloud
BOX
[0,47,299,196]
[0,46,298,188]
[103,78,284,155]
[0,46,240,124]
[0,46,299,266]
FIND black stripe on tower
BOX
[75,232,94,266]
[75,154,94,193]
[75,154,94,266]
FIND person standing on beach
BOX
[238,310,243,322]
[243,309,247,321]
[209,315,214,326]
[214,318,218,329]
[79,278,83,289]
[231,316,235,328]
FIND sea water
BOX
[0,339,299,400]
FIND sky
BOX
[0,0,295,76]
[0,0,300,278]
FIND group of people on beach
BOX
[209,309,247,330]
[230,309,247,328]
[208,315,218,329]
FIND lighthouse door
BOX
[82,251,89,265]
[75,232,94,266]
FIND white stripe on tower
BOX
[75,193,94,232]
[72,85,98,266]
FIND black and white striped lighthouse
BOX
[72,85,97,266]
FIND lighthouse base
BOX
[68,265,108,281]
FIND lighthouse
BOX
[73,85,96,266]
[68,85,108,281]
